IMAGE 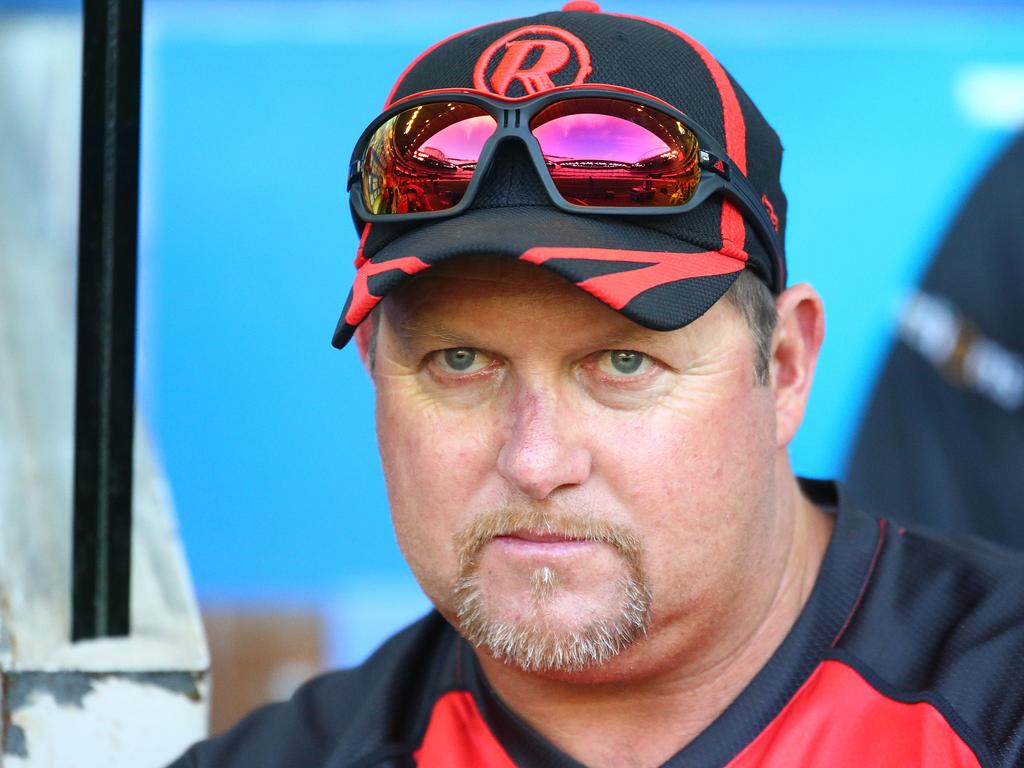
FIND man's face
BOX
[373,256,783,678]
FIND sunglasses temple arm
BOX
[724,178,786,293]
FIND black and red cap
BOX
[332,2,787,349]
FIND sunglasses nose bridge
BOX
[485,108,541,160]
[484,130,542,168]
[496,107,526,131]
[485,119,546,182]
[468,128,552,209]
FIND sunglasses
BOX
[347,85,784,292]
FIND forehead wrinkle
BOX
[391,316,487,351]
[586,327,676,350]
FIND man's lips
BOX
[489,530,597,557]
[497,529,587,544]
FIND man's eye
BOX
[432,347,492,375]
[597,350,650,377]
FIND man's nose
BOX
[496,386,592,500]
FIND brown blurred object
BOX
[202,605,325,735]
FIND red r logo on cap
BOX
[474,25,592,97]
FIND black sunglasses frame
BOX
[347,86,785,293]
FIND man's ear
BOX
[771,283,825,448]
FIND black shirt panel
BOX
[835,520,1024,766]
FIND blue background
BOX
[134,1,1024,664]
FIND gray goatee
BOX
[453,505,652,673]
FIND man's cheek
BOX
[379,402,491,531]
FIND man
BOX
[847,130,1024,547]
[171,4,1024,766]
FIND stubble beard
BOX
[452,505,653,674]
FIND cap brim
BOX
[332,205,744,349]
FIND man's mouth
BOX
[497,529,588,544]
[489,530,598,558]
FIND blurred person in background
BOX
[170,4,1024,767]
[847,130,1024,547]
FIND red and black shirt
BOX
[170,480,1024,767]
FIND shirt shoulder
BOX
[166,611,457,768]
[836,515,1024,767]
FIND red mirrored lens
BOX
[530,98,700,208]
[362,102,496,215]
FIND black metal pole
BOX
[72,0,143,641]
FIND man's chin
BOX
[448,508,653,673]
[453,573,652,674]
